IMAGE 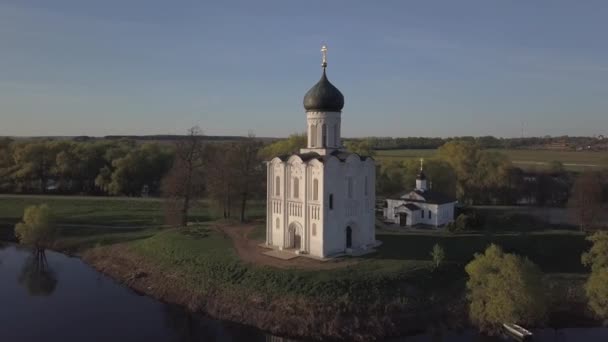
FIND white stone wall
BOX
[322,155,376,257]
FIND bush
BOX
[14,204,55,249]
[465,244,546,333]
[447,213,469,233]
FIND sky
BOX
[1,1,607,138]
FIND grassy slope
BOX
[132,225,435,303]
[375,148,608,171]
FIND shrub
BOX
[465,244,546,333]
[430,243,445,270]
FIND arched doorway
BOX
[346,226,352,249]
[287,222,303,250]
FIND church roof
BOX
[398,203,421,211]
[389,189,456,205]
[303,69,344,112]
[276,150,370,163]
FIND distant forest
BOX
[7,134,605,151]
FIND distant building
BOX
[545,140,569,150]
[383,161,456,227]
[264,45,378,259]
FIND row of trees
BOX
[0,129,266,224]
[376,140,577,206]
[0,138,174,196]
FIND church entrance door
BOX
[287,222,303,251]
[346,226,352,248]
[399,213,408,227]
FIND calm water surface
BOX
[1,243,606,342]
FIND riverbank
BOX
[82,225,469,340]
[79,223,599,341]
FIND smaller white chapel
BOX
[383,160,457,228]
[265,45,378,259]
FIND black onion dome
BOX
[417,170,427,180]
[303,69,344,112]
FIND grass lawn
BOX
[375,148,608,171]
[0,195,264,250]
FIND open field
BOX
[0,195,589,273]
[375,148,608,171]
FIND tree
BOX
[11,141,60,193]
[465,244,546,333]
[162,127,206,227]
[582,231,608,271]
[582,232,608,320]
[438,140,480,202]
[259,133,306,159]
[376,161,405,196]
[14,204,55,250]
[438,141,512,204]
[569,171,603,231]
[344,138,376,157]
[231,135,265,222]
[205,143,238,219]
[107,143,173,196]
[430,243,445,270]
[584,268,608,320]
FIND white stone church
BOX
[383,161,457,227]
[264,46,379,259]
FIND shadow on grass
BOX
[372,232,590,273]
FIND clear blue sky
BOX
[1,0,607,138]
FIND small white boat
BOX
[502,323,533,341]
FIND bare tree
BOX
[161,126,206,227]
[569,171,603,231]
[205,143,237,219]
[231,134,265,222]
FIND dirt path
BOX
[215,223,357,270]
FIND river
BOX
[1,243,606,342]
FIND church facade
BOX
[265,46,378,259]
[383,162,457,227]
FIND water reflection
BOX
[18,249,57,296]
